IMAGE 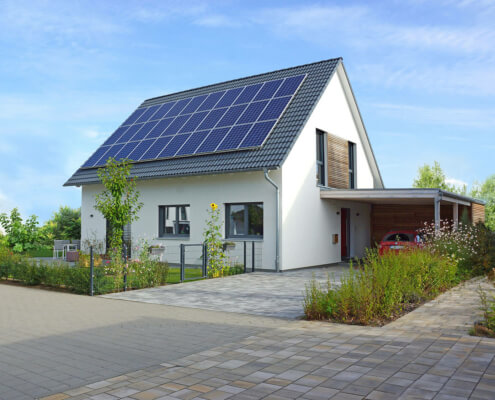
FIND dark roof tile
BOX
[65,58,341,186]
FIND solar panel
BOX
[217,124,252,151]
[81,73,306,168]
[142,136,173,160]
[103,126,129,146]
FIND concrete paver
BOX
[45,277,495,400]
[2,273,495,399]
[101,265,350,319]
[0,283,284,399]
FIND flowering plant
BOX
[419,219,481,277]
[203,203,229,278]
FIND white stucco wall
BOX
[81,170,279,270]
[280,65,374,269]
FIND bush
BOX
[0,243,169,294]
[304,248,458,325]
[420,221,495,278]
[26,246,52,258]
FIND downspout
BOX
[263,169,280,272]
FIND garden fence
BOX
[87,240,263,295]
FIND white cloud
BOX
[446,177,468,187]
[255,3,495,95]
[81,128,110,140]
[194,14,241,28]
[368,102,495,129]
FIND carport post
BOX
[453,202,459,229]
[434,195,441,232]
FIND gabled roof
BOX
[65,58,378,186]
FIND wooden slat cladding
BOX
[370,204,458,246]
[327,133,349,188]
[472,203,485,224]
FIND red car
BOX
[378,230,422,255]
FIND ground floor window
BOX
[159,205,190,237]
[226,203,263,238]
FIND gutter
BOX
[263,169,280,272]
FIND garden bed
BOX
[304,249,459,326]
[304,222,495,326]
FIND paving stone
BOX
[19,276,495,400]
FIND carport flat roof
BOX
[320,188,485,206]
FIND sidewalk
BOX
[44,277,495,400]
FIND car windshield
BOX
[384,233,414,242]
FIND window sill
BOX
[225,237,264,241]
[155,236,191,240]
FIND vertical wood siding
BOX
[327,133,349,188]
[370,204,461,246]
[472,203,486,224]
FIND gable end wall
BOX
[280,65,375,270]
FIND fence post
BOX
[90,246,94,296]
[202,243,208,278]
[252,241,255,272]
[123,243,127,292]
[243,241,247,273]
[180,244,185,282]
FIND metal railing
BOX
[87,240,264,294]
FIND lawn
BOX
[166,267,204,283]
[26,247,53,258]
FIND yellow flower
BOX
[210,202,218,210]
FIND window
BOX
[226,203,263,238]
[348,141,356,189]
[316,130,326,185]
[384,233,413,242]
[159,205,190,237]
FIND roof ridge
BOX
[143,57,343,104]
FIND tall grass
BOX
[304,248,458,325]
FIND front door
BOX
[341,208,350,259]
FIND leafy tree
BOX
[413,161,466,194]
[94,158,143,257]
[471,174,495,231]
[39,206,81,244]
[0,208,39,252]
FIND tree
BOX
[471,174,495,231]
[413,161,466,194]
[0,208,39,252]
[94,158,143,257]
[39,206,81,244]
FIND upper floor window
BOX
[348,142,356,189]
[316,130,326,186]
[226,203,263,239]
[159,205,190,237]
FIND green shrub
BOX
[420,221,495,278]
[304,248,458,325]
[26,246,53,258]
[0,242,169,294]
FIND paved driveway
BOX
[0,283,283,399]
[51,278,495,400]
[103,265,350,319]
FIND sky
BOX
[0,0,494,223]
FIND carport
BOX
[320,188,485,248]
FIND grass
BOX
[304,248,459,325]
[26,247,53,258]
[166,267,204,284]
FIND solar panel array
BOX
[82,74,306,168]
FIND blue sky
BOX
[0,0,494,223]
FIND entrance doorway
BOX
[341,208,350,260]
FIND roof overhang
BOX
[320,188,485,206]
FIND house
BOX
[65,58,485,271]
